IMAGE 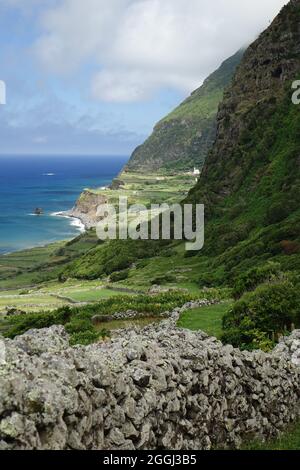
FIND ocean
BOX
[0,155,128,254]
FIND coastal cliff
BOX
[188,0,300,209]
[66,51,244,226]
[185,0,300,281]
[65,190,108,229]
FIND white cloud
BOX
[33,135,48,144]
[34,0,289,102]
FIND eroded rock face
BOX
[1,323,300,450]
[65,190,108,229]
[188,0,300,207]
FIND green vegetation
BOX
[110,270,129,282]
[0,229,99,289]
[232,262,282,299]
[93,316,161,333]
[186,88,300,287]
[222,277,300,351]
[177,302,231,338]
[0,1,299,363]
[0,292,200,345]
[243,421,300,450]
[0,280,137,312]
[62,239,168,280]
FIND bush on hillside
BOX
[65,318,94,334]
[265,202,290,225]
[69,330,100,346]
[62,239,166,280]
[232,262,282,299]
[222,280,300,351]
[110,269,129,282]
[151,274,176,285]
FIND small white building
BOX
[193,167,200,176]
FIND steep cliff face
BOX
[189,0,300,207]
[186,0,300,280]
[65,190,108,229]
[125,50,243,173]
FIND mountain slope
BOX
[125,50,244,173]
[186,0,300,282]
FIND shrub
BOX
[19,290,29,296]
[198,273,216,288]
[65,318,94,334]
[58,273,68,283]
[232,262,282,299]
[184,250,198,258]
[110,269,129,282]
[265,202,290,225]
[55,306,72,322]
[222,280,300,351]
[136,259,148,269]
[69,330,100,346]
[151,274,176,285]
[63,239,163,280]
[2,312,61,339]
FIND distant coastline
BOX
[0,155,128,254]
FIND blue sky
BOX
[0,0,288,156]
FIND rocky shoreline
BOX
[55,189,108,230]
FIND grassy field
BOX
[67,287,134,302]
[177,302,231,338]
[0,230,100,290]
[0,278,139,312]
[90,170,196,208]
[242,422,300,450]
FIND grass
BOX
[91,171,194,208]
[242,421,300,450]
[177,302,231,338]
[66,288,134,302]
[0,230,99,290]
[0,278,140,311]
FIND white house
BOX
[193,167,200,176]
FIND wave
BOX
[51,211,85,233]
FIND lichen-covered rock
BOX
[1,318,300,450]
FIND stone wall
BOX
[1,318,300,450]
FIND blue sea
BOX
[0,155,128,254]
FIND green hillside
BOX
[1,1,300,355]
[186,0,300,282]
[125,50,243,172]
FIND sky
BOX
[0,0,289,156]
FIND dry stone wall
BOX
[1,316,300,450]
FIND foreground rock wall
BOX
[1,322,300,450]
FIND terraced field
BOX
[0,279,139,313]
[90,171,196,207]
